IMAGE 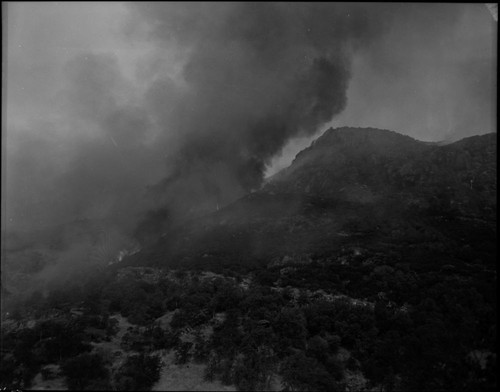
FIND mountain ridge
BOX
[122,127,496,275]
[2,127,496,392]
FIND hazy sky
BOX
[268,3,497,173]
[2,2,497,232]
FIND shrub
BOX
[174,341,193,364]
[61,353,109,390]
[193,333,209,362]
[281,352,340,392]
[114,353,162,391]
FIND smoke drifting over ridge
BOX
[4,2,381,234]
[3,2,497,242]
[132,2,388,218]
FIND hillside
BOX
[2,127,496,392]
[126,128,496,273]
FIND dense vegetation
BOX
[1,253,496,391]
[1,129,496,391]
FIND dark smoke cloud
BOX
[5,53,165,233]
[3,3,496,263]
[128,2,387,215]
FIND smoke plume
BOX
[126,2,390,219]
[3,3,496,272]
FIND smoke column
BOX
[127,2,389,221]
[3,2,496,246]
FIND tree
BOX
[280,351,340,392]
[273,307,307,354]
[61,353,110,390]
[307,335,329,363]
[106,317,120,338]
[114,353,162,391]
[0,354,22,388]
[193,332,209,362]
[324,333,341,353]
[204,351,221,382]
[174,341,193,365]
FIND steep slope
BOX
[125,127,496,275]
[268,127,495,216]
[3,127,496,392]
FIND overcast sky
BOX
[2,2,497,232]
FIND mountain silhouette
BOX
[124,128,496,274]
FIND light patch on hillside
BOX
[152,351,236,391]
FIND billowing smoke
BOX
[131,3,385,216]
[5,3,388,234]
[3,3,496,287]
